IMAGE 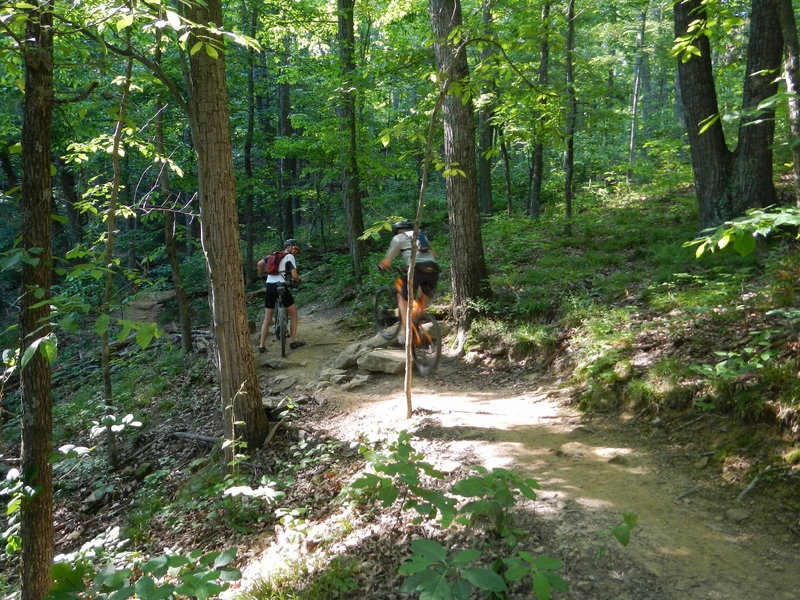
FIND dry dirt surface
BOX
[245,305,800,600]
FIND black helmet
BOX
[393,220,413,234]
[283,238,300,248]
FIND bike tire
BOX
[274,302,288,357]
[373,286,400,340]
[411,312,441,376]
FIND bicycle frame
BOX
[392,274,433,348]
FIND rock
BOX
[319,368,348,382]
[357,348,406,374]
[725,508,750,523]
[343,375,369,390]
[134,462,154,480]
[331,374,350,384]
[271,376,297,393]
[332,341,366,369]
[608,454,630,466]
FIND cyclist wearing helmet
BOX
[256,239,305,353]
[378,220,440,344]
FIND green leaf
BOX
[733,233,756,256]
[135,323,157,349]
[205,44,219,59]
[50,562,87,593]
[190,42,203,55]
[115,14,134,31]
[95,313,110,335]
[410,538,448,563]
[461,568,506,592]
[533,570,552,600]
[451,548,481,565]
[166,10,181,29]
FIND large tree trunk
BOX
[627,7,647,182]
[675,0,782,229]
[477,0,494,216]
[184,0,269,458]
[338,0,365,285]
[243,4,258,286]
[155,27,193,353]
[278,35,295,240]
[775,0,800,206]
[429,0,490,335]
[528,1,551,218]
[19,2,54,598]
[563,0,576,235]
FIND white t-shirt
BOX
[266,253,297,284]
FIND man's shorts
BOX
[400,262,440,300]
[264,282,295,309]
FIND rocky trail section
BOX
[243,304,800,600]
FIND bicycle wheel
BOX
[274,302,288,357]
[373,286,400,340]
[411,312,441,376]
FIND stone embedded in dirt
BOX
[272,376,297,393]
[608,454,630,466]
[342,375,369,390]
[556,441,590,459]
[319,368,348,381]
[357,348,405,374]
[725,508,750,523]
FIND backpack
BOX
[416,230,432,253]
[264,251,288,276]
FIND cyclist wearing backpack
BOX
[377,220,440,343]
[256,239,305,353]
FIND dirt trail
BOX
[250,306,799,600]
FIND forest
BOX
[2,0,800,598]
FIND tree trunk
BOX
[477,0,495,216]
[183,0,269,458]
[429,0,490,334]
[56,159,82,245]
[627,7,647,182]
[528,1,551,218]
[243,4,258,286]
[776,0,800,206]
[675,0,782,229]
[278,35,295,240]
[338,0,365,285]
[563,0,576,235]
[19,2,54,598]
[155,27,193,353]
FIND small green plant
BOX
[450,466,540,546]
[47,545,241,600]
[502,551,568,600]
[398,539,507,600]
[349,431,457,526]
[275,507,309,544]
[597,512,639,557]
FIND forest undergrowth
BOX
[2,185,800,599]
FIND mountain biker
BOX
[256,239,305,353]
[377,220,440,344]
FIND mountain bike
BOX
[373,266,441,376]
[273,282,294,357]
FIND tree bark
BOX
[429,0,490,334]
[155,27,193,353]
[528,1,551,218]
[627,7,647,182]
[477,0,495,216]
[278,35,295,240]
[775,0,800,206]
[675,0,782,229]
[563,0,576,235]
[243,3,258,286]
[338,0,365,284]
[19,1,54,597]
[183,0,269,458]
